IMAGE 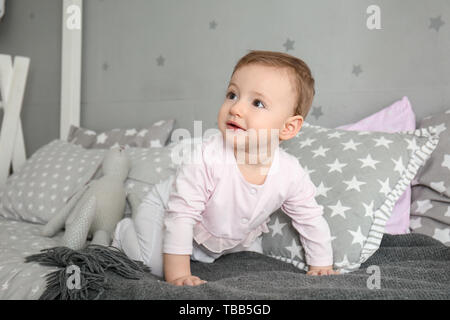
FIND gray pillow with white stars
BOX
[262,122,440,273]
[0,140,105,224]
[67,119,175,149]
[410,109,450,245]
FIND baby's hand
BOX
[307,265,340,276]
[167,275,207,286]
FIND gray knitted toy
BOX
[42,146,131,250]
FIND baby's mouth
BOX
[226,121,246,131]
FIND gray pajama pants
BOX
[112,175,263,278]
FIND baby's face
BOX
[218,63,300,157]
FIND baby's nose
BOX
[230,101,246,116]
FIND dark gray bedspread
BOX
[100,233,450,300]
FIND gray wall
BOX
[0,0,61,156]
[1,0,450,156]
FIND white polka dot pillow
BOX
[67,119,175,149]
[262,122,440,273]
[0,140,105,224]
[410,109,450,245]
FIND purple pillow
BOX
[336,96,416,234]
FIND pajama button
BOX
[250,188,257,195]
[241,218,249,224]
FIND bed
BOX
[0,218,62,299]
[0,215,449,300]
[1,1,449,301]
[98,233,450,300]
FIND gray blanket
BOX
[100,233,450,300]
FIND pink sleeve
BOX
[163,143,216,255]
[280,161,333,267]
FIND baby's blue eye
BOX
[227,92,237,100]
[253,99,265,108]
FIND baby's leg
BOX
[133,175,176,277]
[112,218,142,261]
[112,199,165,278]
[112,176,175,278]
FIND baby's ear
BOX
[295,114,304,127]
[280,115,303,140]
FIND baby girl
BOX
[112,50,338,286]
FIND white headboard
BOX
[0,0,83,185]
[0,54,29,185]
[60,0,83,140]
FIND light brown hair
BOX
[231,50,315,118]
